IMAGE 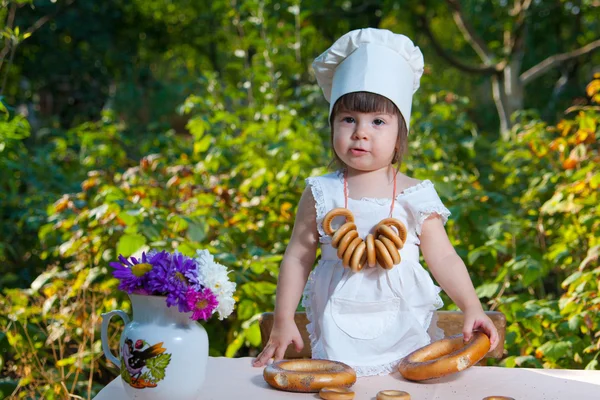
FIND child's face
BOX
[332,110,399,172]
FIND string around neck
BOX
[343,169,398,217]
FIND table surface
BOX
[94,357,600,400]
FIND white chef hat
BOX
[312,28,424,131]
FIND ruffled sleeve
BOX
[399,180,451,236]
[305,176,326,237]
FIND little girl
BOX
[253,28,498,376]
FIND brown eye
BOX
[342,117,355,123]
[373,119,385,126]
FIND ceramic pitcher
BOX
[101,294,208,400]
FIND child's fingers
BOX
[462,316,475,341]
[482,319,499,351]
[252,343,275,367]
[273,342,287,361]
[292,335,304,352]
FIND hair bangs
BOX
[332,92,399,118]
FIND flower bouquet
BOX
[110,249,236,321]
[101,249,236,399]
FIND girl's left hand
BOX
[462,307,499,351]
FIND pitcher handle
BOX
[101,310,130,368]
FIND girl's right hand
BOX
[252,320,304,367]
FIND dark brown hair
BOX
[329,92,408,169]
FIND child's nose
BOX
[352,124,370,139]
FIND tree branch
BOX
[508,0,533,54]
[520,38,600,85]
[444,0,493,63]
[418,15,504,75]
[0,0,75,91]
[0,2,19,71]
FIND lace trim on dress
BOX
[415,206,451,235]
[424,286,445,342]
[306,177,326,237]
[350,358,402,377]
[427,309,445,342]
[335,170,435,203]
[301,270,326,359]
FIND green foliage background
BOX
[0,0,598,398]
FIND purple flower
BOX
[110,252,155,294]
[147,252,197,312]
[186,287,218,321]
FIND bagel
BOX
[376,390,411,400]
[378,218,407,243]
[398,332,491,381]
[379,236,401,265]
[323,208,354,236]
[374,239,394,269]
[342,237,363,268]
[319,387,355,400]
[349,242,366,273]
[336,229,359,259]
[482,397,515,400]
[332,222,357,248]
[377,224,404,249]
[264,359,356,393]
[365,234,376,268]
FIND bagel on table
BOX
[482,397,515,400]
[376,390,411,400]
[398,332,491,381]
[263,359,356,393]
[319,387,355,400]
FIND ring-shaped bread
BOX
[377,224,404,249]
[378,218,407,243]
[342,237,363,268]
[374,239,394,269]
[366,234,376,268]
[336,229,359,259]
[264,359,356,393]
[398,332,491,381]
[323,208,355,236]
[319,387,355,400]
[332,222,357,248]
[349,241,366,273]
[376,390,411,400]
[379,236,401,265]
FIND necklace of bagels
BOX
[322,170,407,272]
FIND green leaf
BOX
[476,283,500,298]
[116,234,147,257]
[146,352,171,382]
[514,355,539,367]
[538,341,572,361]
[568,315,581,331]
[194,135,212,154]
[467,246,489,264]
[237,299,257,320]
[187,219,207,242]
[245,323,262,347]
[225,332,245,358]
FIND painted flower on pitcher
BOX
[110,248,236,321]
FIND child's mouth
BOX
[350,148,368,156]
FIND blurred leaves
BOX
[0,1,598,398]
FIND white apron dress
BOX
[301,171,451,376]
